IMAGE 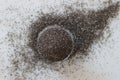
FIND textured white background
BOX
[0,0,120,80]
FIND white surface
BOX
[0,0,120,80]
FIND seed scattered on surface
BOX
[9,2,120,80]
[29,2,119,62]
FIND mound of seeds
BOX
[37,26,74,61]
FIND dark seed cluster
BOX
[37,26,74,61]
[29,2,119,62]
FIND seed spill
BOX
[29,2,119,62]
[9,2,119,79]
